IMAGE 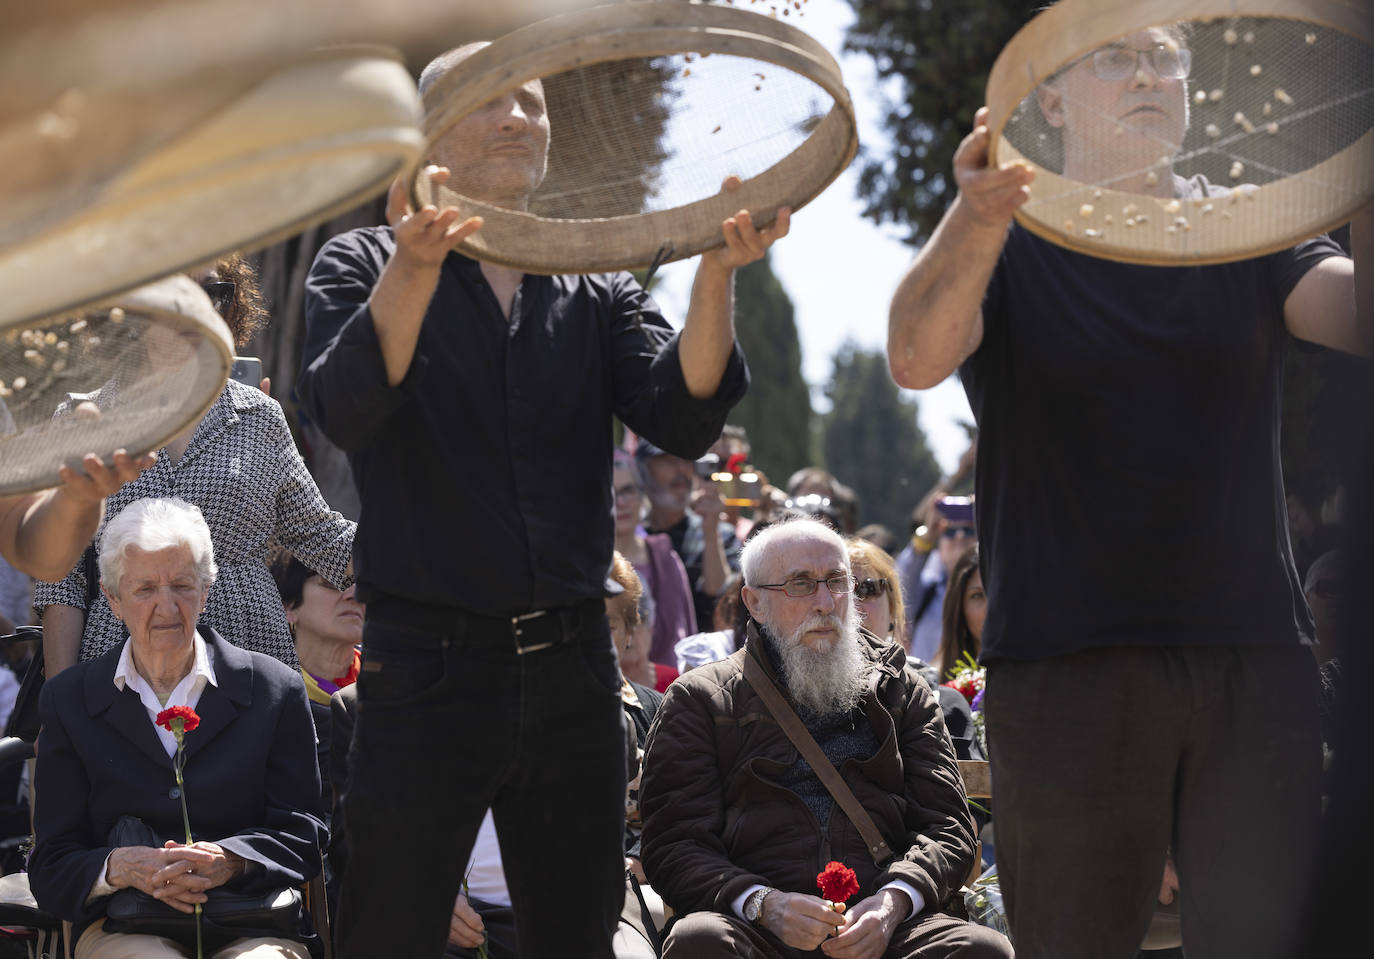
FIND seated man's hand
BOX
[448,892,486,949]
[385,168,484,271]
[705,176,791,272]
[821,888,912,959]
[758,890,846,951]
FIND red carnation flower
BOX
[816,861,860,904]
[942,679,978,707]
[155,705,200,734]
[725,452,748,474]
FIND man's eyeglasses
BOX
[201,281,236,319]
[853,578,890,601]
[1089,44,1192,82]
[756,575,852,598]
[941,525,976,540]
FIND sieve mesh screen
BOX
[0,302,231,496]
[991,15,1373,263]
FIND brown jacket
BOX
[639,626,976,919]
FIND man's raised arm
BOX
[370,169,484,386]
[888,107,1034,390]
[1283,201,1373,359]
[0,449,154,582]
[678,179,790,399]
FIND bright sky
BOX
[651,0,975,474]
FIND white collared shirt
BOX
[112,629,218,757]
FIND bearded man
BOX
[638,518,1011,959]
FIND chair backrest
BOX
[958,760,992,800]
[956,760,992,887]
[304,872,331,959]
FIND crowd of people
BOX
[0,12,1366,959]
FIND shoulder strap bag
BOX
[741,647,893,867]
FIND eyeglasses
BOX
[1088,44,1192,82]
[756,575,852,598]
[853,578,890,601]
[201,281,236,319]
[941,525,976,540]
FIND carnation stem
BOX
[172,732,203,959]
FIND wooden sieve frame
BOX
[984,0,1373,265]
[413,0,858,275]
[0,48,424,330]
[0,278,234,496]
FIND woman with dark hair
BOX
[35,259,355,676]
[268,547,362,813]
[933,543,985,680]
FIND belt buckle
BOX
[511,608,555,655]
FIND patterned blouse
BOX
[33,380,355,669]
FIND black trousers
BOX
[985,644,1322,959]
[335,597,626,959]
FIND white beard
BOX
[770,604,870,725]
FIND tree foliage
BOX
[821,343,940,535]
[843,0,1042,244]
[729,252,814,484]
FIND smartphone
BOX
[710,469,762,508]
[231,356,263,386]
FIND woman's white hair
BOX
[98,497,217,592]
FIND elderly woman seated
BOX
[28,497,326,959]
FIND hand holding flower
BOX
[817,861,860,911]
[820,888,913,959]
[755,891,847,951]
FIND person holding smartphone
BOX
[34,256,355,676]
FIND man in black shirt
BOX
[299,43,789,959]
[886,23,1370,959]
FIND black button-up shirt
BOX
[299,227,748,615]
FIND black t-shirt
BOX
[962,224,1344,661]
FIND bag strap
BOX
[626,869,662,954]
[82,542,99,622]
[741,644,893,866]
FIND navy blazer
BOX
[28,627,326,933]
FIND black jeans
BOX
[335,597,626,959]
[985,644,1322,959]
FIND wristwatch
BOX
[744,887,774,925]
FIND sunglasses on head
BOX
[854,578,890,601]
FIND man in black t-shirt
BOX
[886,22,1370,959]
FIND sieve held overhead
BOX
[411,0,858,275]
[984,0,1374,266]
